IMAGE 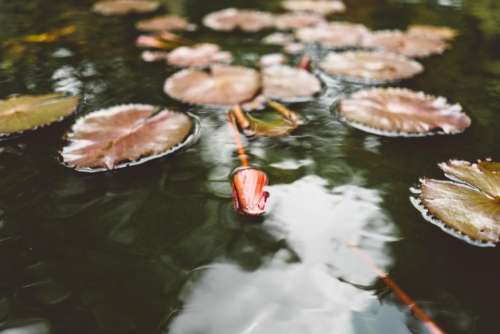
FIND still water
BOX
[0,0,499,333]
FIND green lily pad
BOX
[411,159,500,247]
[0,94,79,138]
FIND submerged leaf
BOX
[296,22,369,48]
[203,8,274,32]
[20,26,76,43]
[164,65,260,106]
[319,50,423,84]
[0,94,79,138]
[338,88,471,136]
[361,30,449,58]
[92,0,160,16]
[61,105,195,172]
[262,65,321,101]
[413,160,500,246]
[282,0,346,15]
[166,43,232,67]
[135,15,195,32]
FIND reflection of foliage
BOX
[466,0,500,39]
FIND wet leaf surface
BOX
[338,88,471,136]
[413,160,500,246]
[0,94,79,138]
[166,43,232,68]
[203,8,274,32]
[92,0,160,16]
[262,65,321,101]
[164,65,260,106]
[319,50,423,84]
[296,22,369,48]
[61,105,194,171]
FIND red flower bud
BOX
[232,167,269,216]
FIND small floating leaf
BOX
[296,22,369,48]
[166,43,232,67]
[262,65,321,101]
[164,65,260,106]
[361,30,448,58]
[413,160,500,246]
[319,50,423,84]
[338,88,471,136]
[407,25,458,41]
[61,104,195,172]
[262,32,295,45]
[282,0,346,15]
[0,94,79,138]
[92,0,159,16]
[274,12,325,30]
[135,15,195,32]
[203,8,274,32]
[259,53,287,68]
[21,26,76,43]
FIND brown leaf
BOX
[339,88,471,136]
[164,65,260,106]
[166,43,232,67]
[296,22,369,48]
[61,105,194,171]
[319,50,423,84]
[262,65,321,101]
[203,8,274,32]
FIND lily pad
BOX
[61,104,196,172]
[296,22,369,48]
[135,15,195,32]
[274,12,325,30]
[407,25,458,41]
[92,0,160,16]
[282,0,346,15]
[260,53,287,68]
[166,43,232,68]
[164,65,260,106]
[262,65,321,102]
[338,88,471,137]
[262,32,295,45]
[202,8,274,32]
[0,94,79,138]
[361,30,449,58]
[411,159,500,246]
[319,50,423,84]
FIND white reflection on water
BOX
[169,176,406,333]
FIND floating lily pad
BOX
[61,105,196,172]
[262,65,321,102]
[411,160,500,246]
[319,50,423,84]
[338,88,471,137]
[407,25,458,41]
[136,31,192,50]
[275,12,325,30]
[296,22,369,48]
[260,53,287,68]
[361,30,449,58]
[92,0,160,16]
[166,43,232,67]
[203,8,274,32]
[262,32,295,45]
[164,65,260,106]
[282,0,346,15]
[135,15,195,32]
[0,94,79,138]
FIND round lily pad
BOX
[164,65,260,106]
[407,25,458,41]
[61,104,197,172]
[411,160,500,247]
[274,12,325,30]
[166,43,232,68]
[281,0,346,15]
[92,0,160,16]
[338,88,471,137]
[262,65,321,102]
[296,22,369,48]
[203,8,274,32]
[135,15,195,32]
[319,50,423,84]
[0,93,79,139]
[361,30,449,58]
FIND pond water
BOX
[0,0,499,333]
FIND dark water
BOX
[0,0,499,333]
